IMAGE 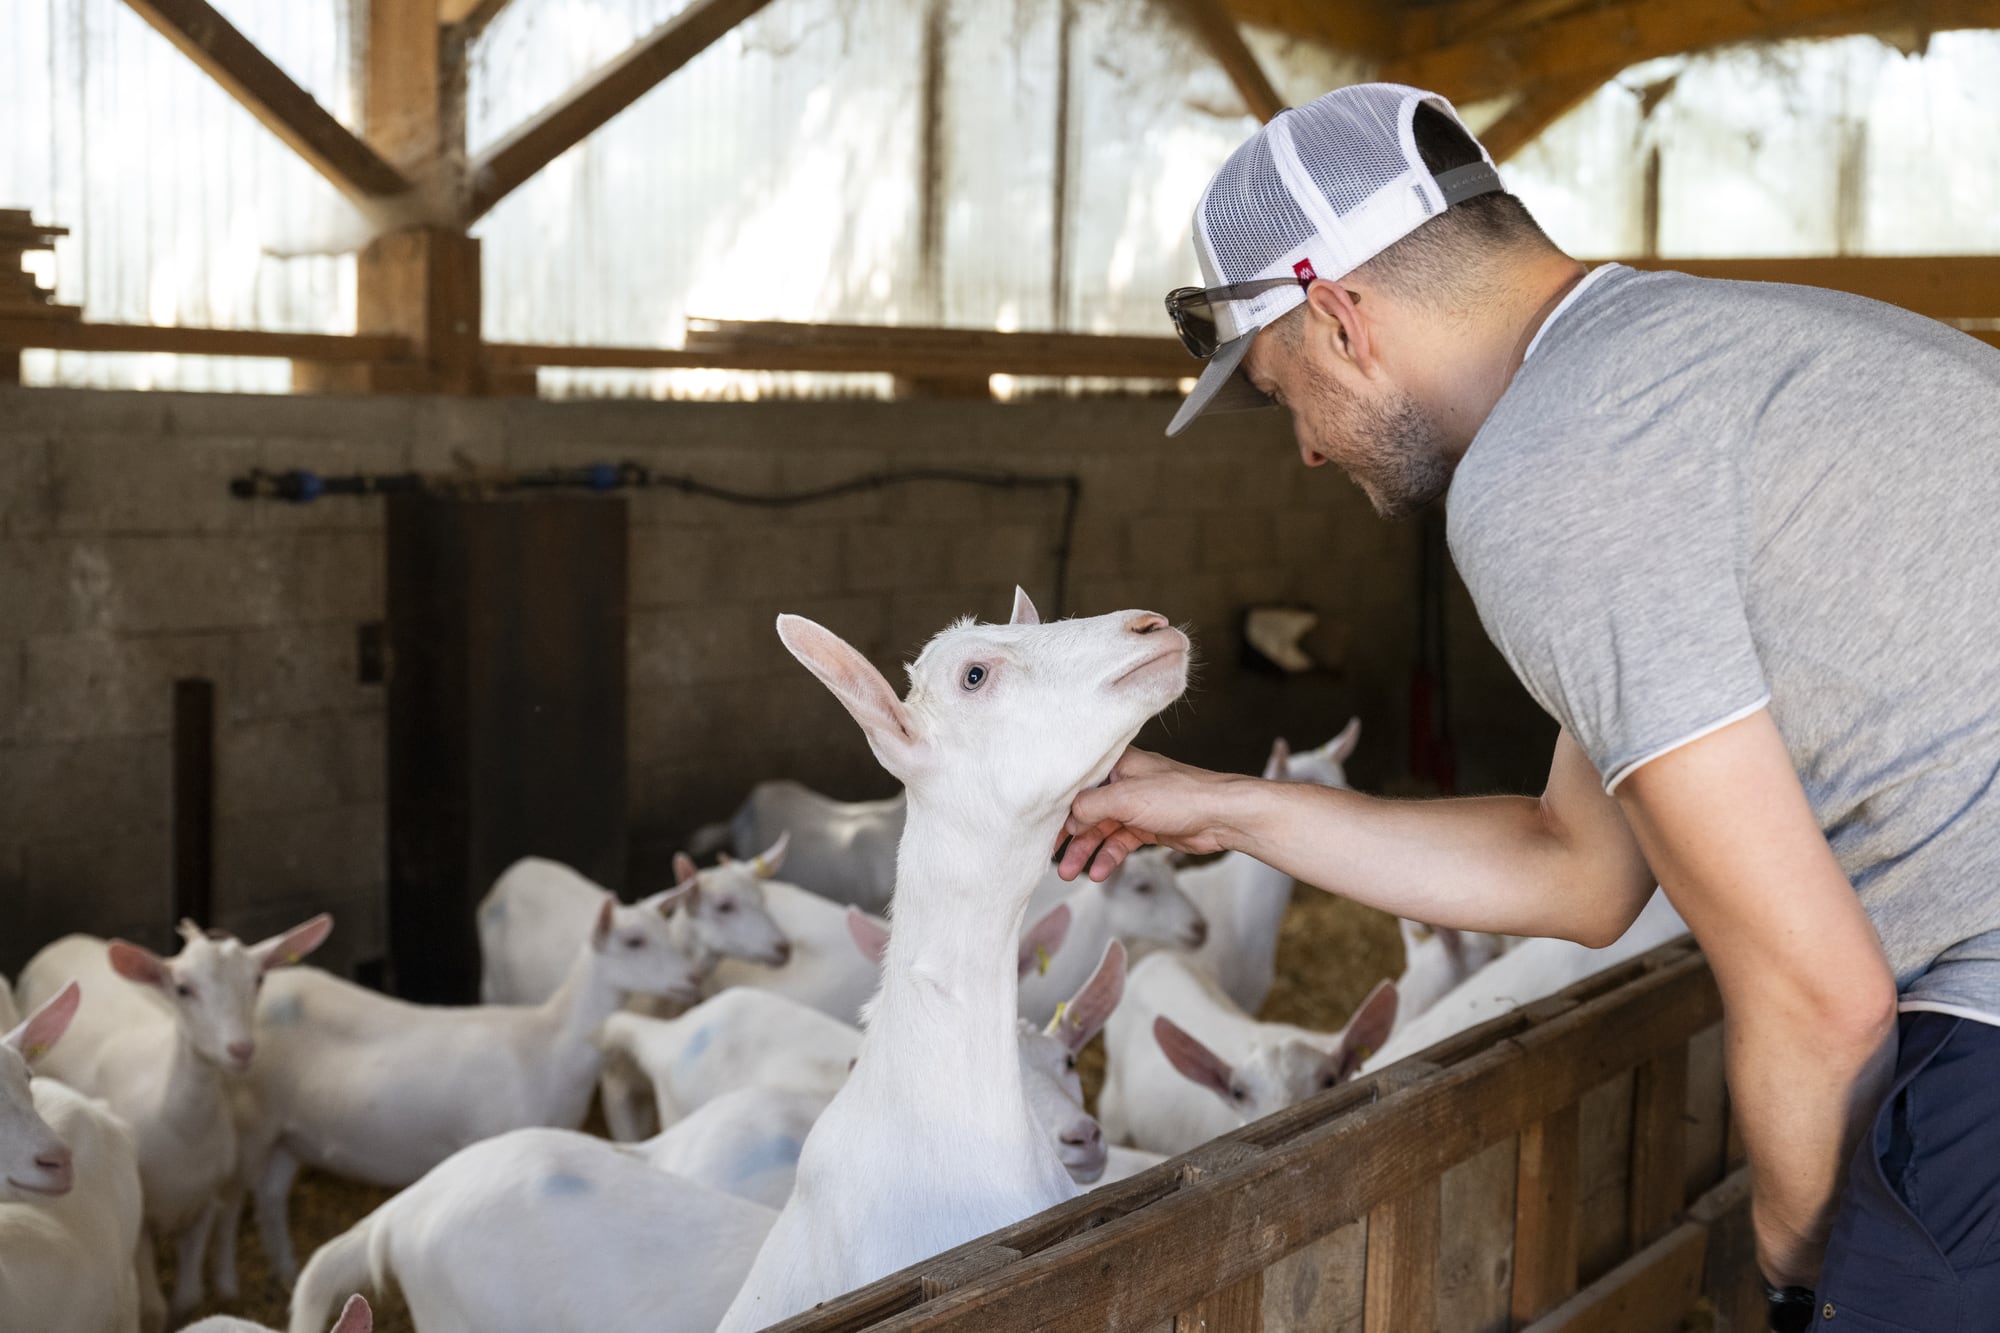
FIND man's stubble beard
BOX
[1299,355,1454,520]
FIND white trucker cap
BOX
[1167,83,1504,436]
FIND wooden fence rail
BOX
[777,936,1758,1333]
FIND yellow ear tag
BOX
[285,952,300,964]
[1035,944,1051,976]
[1045,1001,1068,1037]
[26,1043,46,1059]
[751,856,769,876]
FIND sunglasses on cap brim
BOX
[1164,276,1309,360]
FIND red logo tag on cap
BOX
[1292,259,1318,288]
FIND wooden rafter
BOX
[1614,255,2000,321]
[1476,75,1609,162]
[1385,0,2000,107]
[120,0,412,201]
[1221,0,1398,59]
[1160,0,1286,122]
[468,0,778,221]
[439,0,513,37]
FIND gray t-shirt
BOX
[1449,263,2000,1023]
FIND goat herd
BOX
[0,591,1686,1333]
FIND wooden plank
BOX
[1519,1221,1706,1333]
[1220,0,1397,57]
[0,319,411,362]
[1577,1072,1634,1284]
[1682,1024,1727,1205]
[120,0,411,200]
[1261,1223,1366,1333]
[470,0,780,219]
[1385,0,2000,107]
[921,1247,1021,1301]
[171,679,216,931]
[440,0,512,35]
[1688,1170,1761,1331]
[1160,0,1285,122]
[1363,1181,1439,1333]
[1618,255,2000,320]
[1436,1137,1515,1333]
[1175,1275,1262,1333]
[1511,1104,1580,1326]
[1628,1048,1688,1249]
[762,940,1717,1333]
[1476,76,1606,162]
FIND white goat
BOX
[1171,721,1361,1013]
[0,983,148,1333]
[717,587,1189,1329]
[0,975,16,1029]
[287,1128,776,1333]
[1102,950,1398,1156]
[1365,889,1689,1073]
[1393,919,1512,1030]
[1018,847,1205,1026]
[699,857,888,1026]
[185,1293,370,1333]
[16,917,332,1324]
[235,893,729,1286]
[477,850,789,1006]
[705,781,907,913]
[637,1085,833,1208]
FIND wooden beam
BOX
[469,0,778,220]
[1614,256,2000,321]
[1386,0,2000,108]
[440,0,512,37]
[119,0,411,200]
[1160,0,1286,122]
[0,319,412,362]
[1477,76,1608,162]
[1221,0,1397,59]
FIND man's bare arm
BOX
[1059,728,1655,946]
[1615,709,1897,1287]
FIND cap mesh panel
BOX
[1198,135,1316,285]
[1289,85,1428,219]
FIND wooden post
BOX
[171,679,216,931]
[1629,1047,1689,1248]
[1512,1102,1581,1324]
[1363,1180,1440,1333]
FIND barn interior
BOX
[2,1,1997,1331]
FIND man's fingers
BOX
[1086,826,1150,881]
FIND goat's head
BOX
[1018,940,1126,1183]
[658,836,792,970]
[111,915,332,1071]
[1153,978,1396,1125]
[1097,847,1207,949]
[777,587,1189,823]
[588,893,708,1006]
[1265,717,1360,788]
[0,981,81,1201]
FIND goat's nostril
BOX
[228,1040,256,1064]
[1128,613,1169,636]
[35,1147,70,1172]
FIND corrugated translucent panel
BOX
[1508,33,2000,259]
[2,0,362,391]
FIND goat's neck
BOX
[665,909,714,976]
[539,947,625,1057]
[157,1026,224,1139]
[1061,877,1111,944]
[863,799,1055,1088]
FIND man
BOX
[1057,83,2000,1330]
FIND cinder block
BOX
[216,804,385,914]
[628,602,797,687]
[252,436,409,533]
[629,526,713,607]
[702,524,845,602]
[163,388,418,443]
[0,386,174,436]
[1125,511,1202,577]
[951,523,1046,590]
[1068,454,1161,517]
[47,434,255,536]
[885,475,990,527]
[409,397,508,474]
[72,536,291,634]
[778,450,889,524]
[336,710,386,806]
[290,532,384,624]
[217,715,352,819]
[1275,509,1337,569]
[14,822,172,953]
[0,642,19,746]
[0,539,91,636]
[218,888,384,979]
[227,624,373,721]
[0,735,169,841]
[16,631,236,743]
[0,437,55,536]
[844,527,953,593]
[1198,510,1277,570]
[1156,454,1251,511]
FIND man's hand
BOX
[1055,748,1247,880]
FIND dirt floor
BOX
[177,882,1404,1331]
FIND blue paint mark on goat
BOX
[262,994,304,1028]
[675,1024,713,1073]
[728,1135,803,1187]
[542,1171,593,1197]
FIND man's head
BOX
[1169,85,1571,518]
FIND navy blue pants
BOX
[1817,1012,2000,1331]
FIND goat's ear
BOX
[846,907,889,966]
[590,895,617,950]
[1332,979,1398,1080]
[1329,716,1362,763]
[177,918,205,946]
[251,913,333,973]
[107,941,170,990]
[1051,940,1124,1054]
[1154,1016,1234,1099]
[4,981,81,1063]
[672,852,699,886]
[776,615,924,775]
[1435,927,1465,968]
[1262,737,1291,781]
[1017,903,1072,978]
[1009,586,1040,626]
[332,1293,373,1333]
[750,831,789,879]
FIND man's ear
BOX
[1305,279,1376,374]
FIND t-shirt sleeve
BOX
[1449,411,1770,792]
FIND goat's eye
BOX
[175,983,194,999]
[622,936,646,950]
[1135,882,1153,895]
[961,664,988,691]
[716,901,736,914]
[1321,1073,1340,1089]
[1230,1086,1248,1103]
[1064,1055,1077,1071]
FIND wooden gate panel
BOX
[1577,1071,1635,1282]
[1260,1221,1365,1333]
[1437,1137,1516,1333]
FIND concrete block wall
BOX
[0,384,1546,979]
